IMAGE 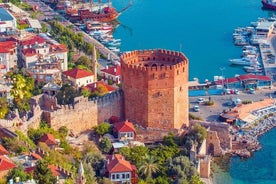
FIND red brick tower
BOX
[120,49,189,130]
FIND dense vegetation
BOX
[92,123,207,184]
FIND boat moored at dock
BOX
[229,57,260,66]
[262,0,276,10]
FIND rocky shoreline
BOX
[231,115,276,158]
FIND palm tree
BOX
[138,155,160,180]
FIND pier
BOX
[259,34,276,80]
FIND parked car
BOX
[193,105,200,112]
[197,98,205,104]
[234,89,240,94]
[249,88,255,94]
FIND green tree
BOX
[119,146,149,166]
[34,160,57,184]
[138,155,160,180]
[56,84,79,105]
[75,55,92,69]
[82,152,105,176]
[0,97,9,119]
[81,88,91,97]
[58,126,69,139]
[9,73,34,113]
[189,175,204,184]
[151,144,179,165]
[94,122,111,136]
[90,83,109,97]
[82,162,97,184]
[98,137,112,154]
[187,124,207,146]
[168,156,197,183]
[7,165,31,182]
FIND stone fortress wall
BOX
[191,121,232,156]
[120,49,189,130]
[42,91,123,133]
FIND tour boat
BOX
[262,0,276,10]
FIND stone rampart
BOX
[43,91,123,134]
[191,121,232,156]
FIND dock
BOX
[259,34,276,80]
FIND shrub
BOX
[204,100,214,106]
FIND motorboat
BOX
[229,57,259,66]
[243,65,263,73]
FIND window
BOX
[126,174,130,178]
[122,174,125,179]
[116,174,120,179]
[112,174,115,180]
[39,75,43,79]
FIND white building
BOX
[0,41,17,77]
[63,68,94,88]
[0,7,16,33]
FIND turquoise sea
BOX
[111,0,276,183]
[112,0,271,82]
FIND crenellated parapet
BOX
[120,49,188,73]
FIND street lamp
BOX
[220,67,225,88]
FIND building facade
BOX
[120,49,189,130]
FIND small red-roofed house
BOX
[25,164,68,180]
[106,154,138,184]
[0,155,16,179]
[49,44,68,71]
[63,68,95,88]
[100,65,121,84]
[0,41,17,75]
[83,81,116,96]
[113,121,136,141]
[0,144,9,155]
[39,134,58,149]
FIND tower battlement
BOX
[120,49,188,73]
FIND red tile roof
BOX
[0,41,17,53]
[84,81,116,93]
[255,75,271,81]
[114,121,136,133]
[48,164,60,176]
[101,65,121,76]
[0,155,16,171]
[0,144,9,155]
[21,35,46,46]
[106,154,133,173]
[30,152,42,160]
[22,48,36,56]
[50,44,67,53]
[39,134,57,146]
[238,74,257,81]
[25,165,61,176]
[215,74,271,85]
[63,68,93,79]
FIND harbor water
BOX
[213,128,276,184]
[113,0,270,82]
[112,0,276,183]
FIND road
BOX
[23,0,120,64]
[189,88,276,122]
